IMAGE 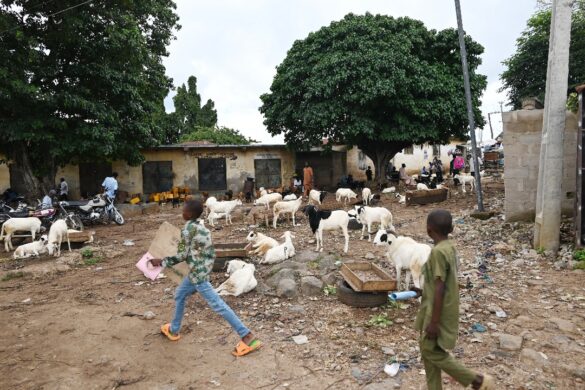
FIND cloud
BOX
[163,0,537,143]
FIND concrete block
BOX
[117,204,142,218]
[142,202,160,215]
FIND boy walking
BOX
[149,200,261,357]
[413,209,494,389]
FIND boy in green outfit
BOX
[149,200,261,357]
[412,209,494,389]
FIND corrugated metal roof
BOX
[150,143,289,150]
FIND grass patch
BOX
[573,248,585,262]
[367,313,393,328]
[323,285,337,296]
[308,255,323,270]
[81,248,102,266]
[574,261,585,270]
[536,247,546,255]
[2,271,25,282]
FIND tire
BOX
[67,215,84,231]
[112,209,125,225]
[337,280,389,308]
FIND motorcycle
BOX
[61,194,124,225]
[33,203,84,231]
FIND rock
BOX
[363,379,401,390]
[143,311,156,320]
[272,261,308,273]
[550,318,576,333]
[288,305,306,314]
[292,334,308,345]
[487,305,502,314]
[277,279,297,298]
[267,269,296,288]
[511,259,525,267]
[382,347,396,356]
[322,271,340,286]
[499,334,523,351]
[571,368,585,380]
[365,252,375,260]
[351,367,363,380]
[301,276,323,296]
[520,348,548,368]
[295,249,320,263]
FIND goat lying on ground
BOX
[335,188,357,205]
[395,193,406,204]
[304,205,349,253]
[1,217,42,252]
[355,206,395,241]
[273,197,303,228]
[373,229,431,290]
[262,231,295,264]
[245,231,279,255]
[216,260,257,297]
[13,235,48,259]
[208,199,242,225]
[47,219,71,257]
[382,186,396,194]
[308,189,327,205]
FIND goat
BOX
[416,183,430,191]
[304,205,349,253]
[356,206,395,241]
[262,231,295,264]
[362,187,373,205]
[1,217,42,252]
[216,260,257,297]
[208,199,242,225]
[335,188,357,205]
[245,206,272,227]
[204,196,218,216]
[283,193,297,201]
[308,189,327,205]
[373,229,431,290]
[245,231,278,255]
[254,193,282,209]
[273,197,303,228]
[207,211,227,227]
[47,219,71,257]
[395,193,406,204]
[453,174,475,193]
[13,235,48,259]
[382,186,396,194]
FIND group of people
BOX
[40,172,119,209]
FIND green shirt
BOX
[415,239,459,350]
[162,220,215,284]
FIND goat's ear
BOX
[380,233,388,242]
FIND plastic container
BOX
[389,291,418,301]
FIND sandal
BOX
[160,323,181,341]
[232,339,262,357]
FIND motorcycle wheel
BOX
[113,209,125,225]
[68,215,84,231]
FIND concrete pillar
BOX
[534,0,573,252]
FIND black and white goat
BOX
[304,205,349,253]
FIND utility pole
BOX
[534,0,573,252]
[454,0,484,211]
[487,112,494,139]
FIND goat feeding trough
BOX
[213,242,249,272]
[340,262,396,292]
[406,188,448,206]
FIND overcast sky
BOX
[163,0,539,144]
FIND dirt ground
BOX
[1,184,584,390]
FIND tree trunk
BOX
[13,142,57,201]
[359,141,408,189]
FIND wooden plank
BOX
[67,230,95,243]
[406,189,448,206]
[341,262,396,292]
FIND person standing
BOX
[102,172,119,201]
[412,210,494,390]
[399,164,415,186]
[59,178,69,201]
[365,166,373,182]
[303,162,314,196]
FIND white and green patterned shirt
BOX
[162,220,215,283]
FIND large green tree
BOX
[180,126,256,145]
[260,13,486,181]
[0,0,179,197]
[501,4,585,109]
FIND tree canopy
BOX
[260,13,486,180]
[0,0,180,196]
[500,4,585,109]
[180,126,256,145]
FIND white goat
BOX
[308,189,327,205]
[416,183,430,191]
[254,193,282,209]
[216,260,257,297]
[208,199,242,225]
[13,235,48,259]
[1,217,42,252]
[356,206,395,241]
[336,188,357,205]
[262,231,296,264]
[283,193,297,201]
[382,186,396,194]
[305,205,349,253]
[362,188,373,205]
[395,193,406,204]
[207,211,226,227]
[204,196,217,216]
[47,219,71,257]
[454,174,475,193]
[273,197,303,228]
[245,231,279,255]
[373,229,431,290]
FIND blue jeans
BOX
[171,277,250,338]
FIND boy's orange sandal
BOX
[160,323,181,341]
[232,339,262,357]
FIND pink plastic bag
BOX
[135,252,162,281]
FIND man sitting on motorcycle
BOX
[102,172,119,202]
[42,190,56,209]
